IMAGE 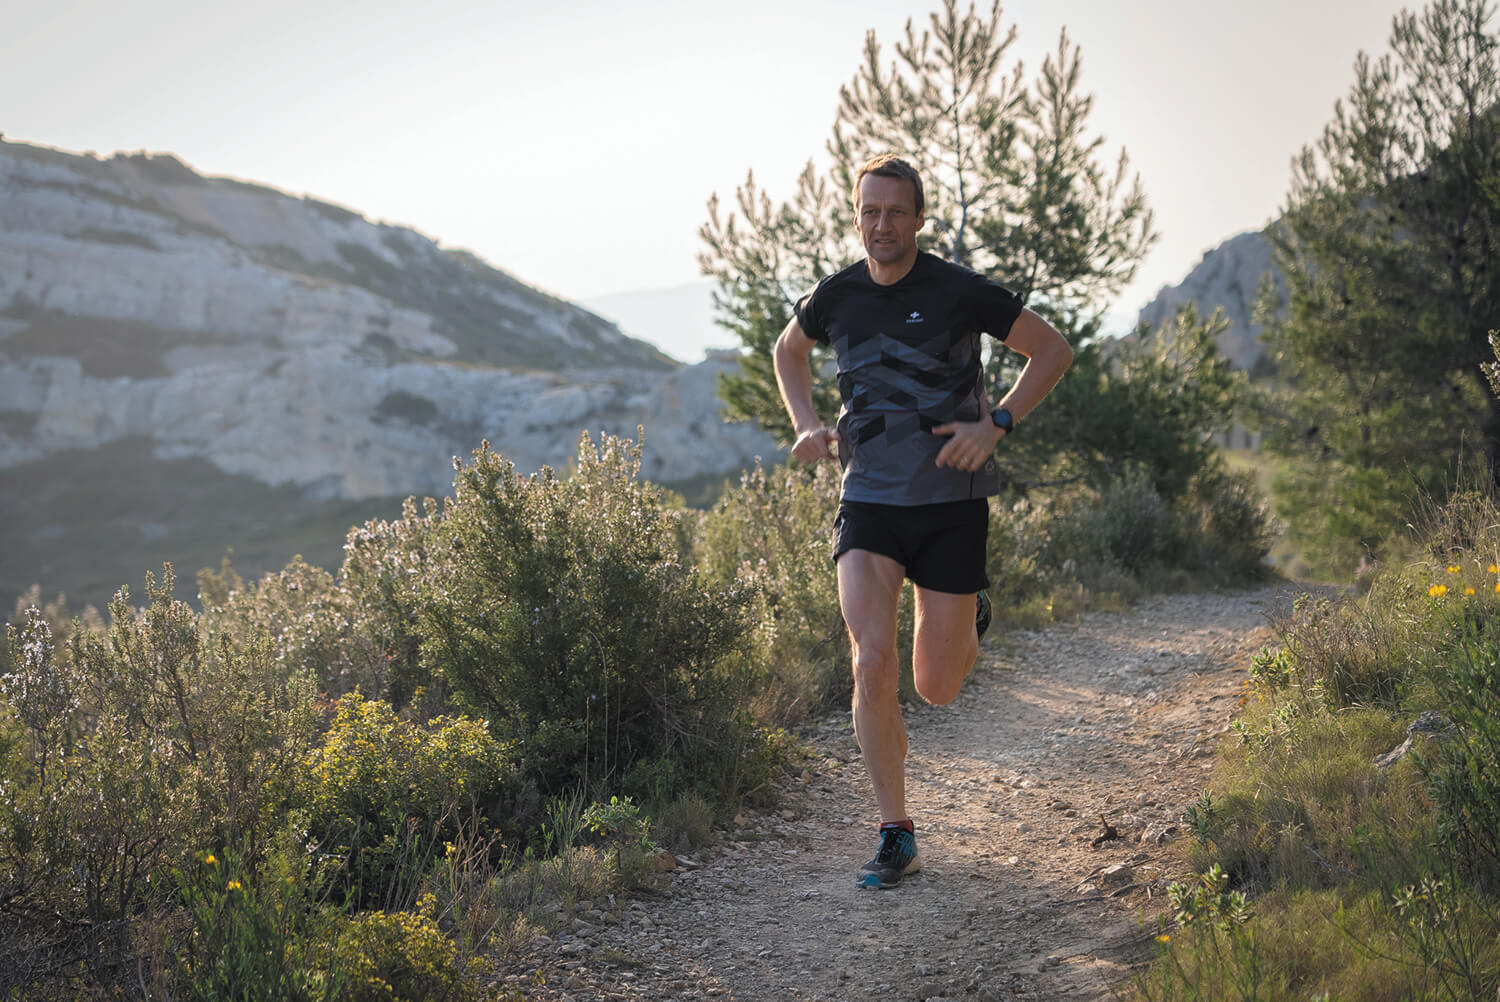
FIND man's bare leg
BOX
[836,548,908,824]
[911,585,981,706]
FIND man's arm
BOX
[773,317,840,463]
[932,307,1073,472]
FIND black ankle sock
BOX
[880,819,914,834]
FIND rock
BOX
[1136,230,1281,373]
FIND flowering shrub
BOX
[338,497,448,711]
[331,894,483,1002]
[173,835,344,1002]
[300,693,511,909]
[0,567,323,989]
[199,556,388,701]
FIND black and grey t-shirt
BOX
[795,251,1024,505]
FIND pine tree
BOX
[698,0,1156,443]
[1260,0,1500,575]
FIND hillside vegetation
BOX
[0,369,1272,998]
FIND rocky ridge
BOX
[0,137,777,500]
[1136,230,1284,373]
[0,137,779,607]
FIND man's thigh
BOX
[836,548,905,650]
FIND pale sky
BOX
[5,0,1413,349]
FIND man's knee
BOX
[913,650,975,705]
[852,646,900,702]
[914,673,964,706]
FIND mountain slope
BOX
[0,138,778,610]
[1135,229,1284,372]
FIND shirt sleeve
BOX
[793,279,831,345]
[962,275,1024,342]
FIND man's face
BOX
[855,173,924,268]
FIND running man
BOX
[773,154,1073,888]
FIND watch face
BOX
[992,408,1013,431]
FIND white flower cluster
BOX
[0,607,80,731]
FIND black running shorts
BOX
[832,498,990,594]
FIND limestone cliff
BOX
[1136,229,1285,373]
[0,138,779,608]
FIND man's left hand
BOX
[932,419,1005,472]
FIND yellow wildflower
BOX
[1156,933,1171,944]
[1429,584,1448,598]
[205,854,218,866]
[1489,563,1499,574]
[1448,564,1462,574]
[1465,587,1477,596]
[227,880,241,891]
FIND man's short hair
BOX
[853,155,925,215]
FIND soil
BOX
[496,583,1305,1001]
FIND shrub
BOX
[172,833,344,1002]
[331,894,484,1002]
[1025,472,1173,596]
[299,693,512,909]
[1174,464,1278,581]
[338,497,450,712]
[420,431,767,812]
[693,460,852,721]
[1416,612,1500,892]
[0,567,323,989]
[199,556,389,703]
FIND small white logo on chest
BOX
[905,311,924,324]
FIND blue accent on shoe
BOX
[857,825,921,888]
[976,589,993,641]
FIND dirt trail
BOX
[498,584,1302,1001]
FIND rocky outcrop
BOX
[0,138,779,500]
[1136,230,1285,373]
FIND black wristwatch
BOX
[990,407,1015,435]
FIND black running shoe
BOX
[976,589,992,641]
[857,825,920,889]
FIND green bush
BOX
[0,567,323,989]
[694,460,853,721]
[1174,464,1278,582]
[419,431,767,812]
[199,555,388,702]
[172,833,344,1002]
[332,894,484,1002]
[300,693,512,909]
[1417,611,1500,892]
[1013,304,1243,505]
[338,497,450,713]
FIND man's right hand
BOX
[791,427,840,464]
